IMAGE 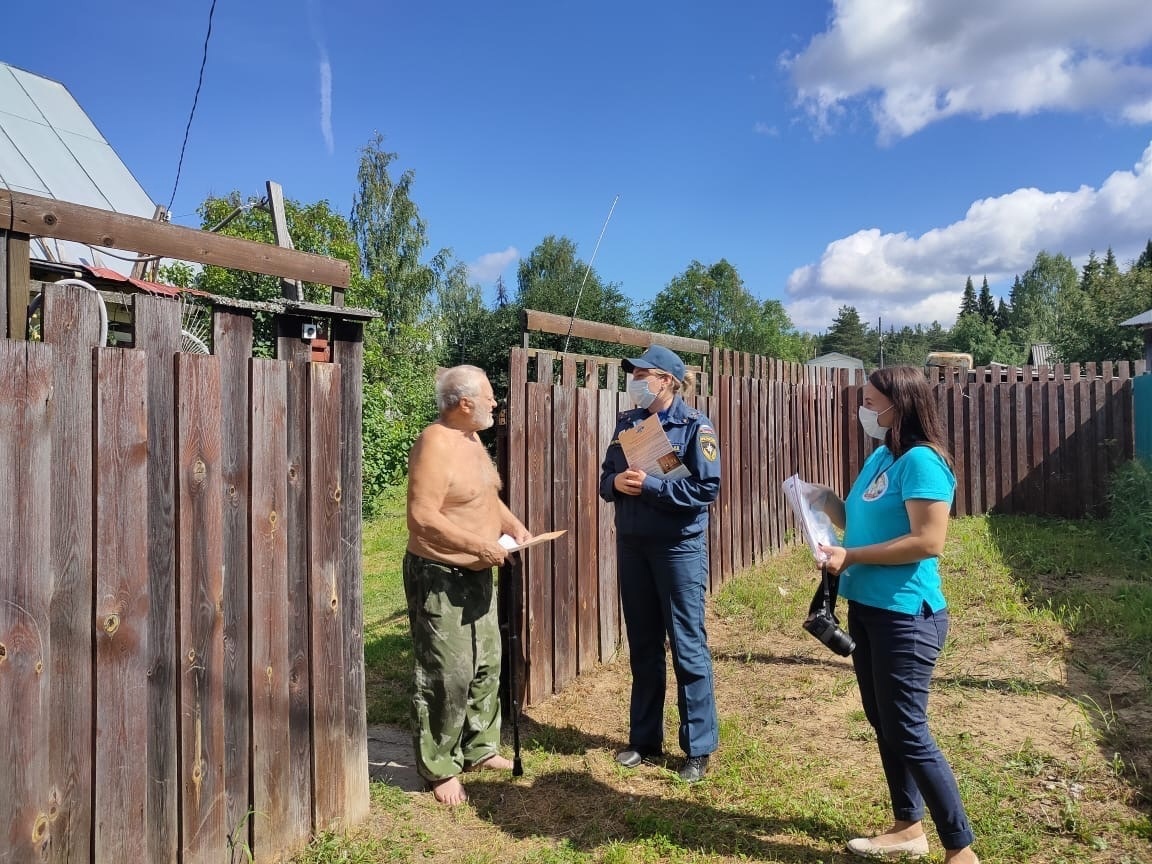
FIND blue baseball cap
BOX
[623,344,685,381]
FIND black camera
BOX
[804,564,856,656]
[803,608,856,656]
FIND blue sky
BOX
[5,0,1152,332]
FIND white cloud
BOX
[307,0,334,155]
[785,140,1152,330]
[468,246,519,283]
[319,54,333,155]
[787,0,1152,140]
[753,121,779,137]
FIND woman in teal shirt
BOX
[817,367,979,863]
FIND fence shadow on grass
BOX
[467,769,858,862]
[984,513,1152,806]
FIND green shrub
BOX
[1106,458,1152,566]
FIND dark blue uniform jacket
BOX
[598,395,721,539]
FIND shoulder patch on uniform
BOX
[699,423,715,435]
[699,431,718,462]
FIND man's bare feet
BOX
[465,753,514,772]
[430,776,467,805]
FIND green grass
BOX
[299,501,1152,864]
[361,483,413,726]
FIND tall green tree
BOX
[1135,239,1152,271]
[345,134,452,508]
[645,259,808,360]
[977,276,996,323]
[821,305,871,360]
[951,313,1021,365]
[1054,249,1149,362]
[433,259,488,368]
[1008,251,1078,348]
[959,277,978,318]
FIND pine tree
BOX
[977,276,996,322]
[822,305,871,360]
[494,274,509,307]
[996,298,1011,332]
[1081,251,1102,294]
[1136,239,1152,271]
[959,276,978,318]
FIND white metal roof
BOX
[1121,309,1152,327]
[0,62,157,275]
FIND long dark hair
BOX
[869,366,953,468]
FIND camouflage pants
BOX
[403,552,502,782]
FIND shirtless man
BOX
[404,365,531,805]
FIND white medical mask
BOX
[858,404,893,440]
[627,377,660,409]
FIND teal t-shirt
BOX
[839,444,955,615]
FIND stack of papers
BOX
[781,474,839,563]
[617,415,691,480]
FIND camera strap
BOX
[808,563,843,620]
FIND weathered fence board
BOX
[525,384,554,700]
[0,340,54,862]
[551,383,577,692]
[282,358,314,847]
[575,387,599,674]
[249,359,293,861]
[309,362,347,830]
[175,353,226,864]
[134,294,181,864]
[93,348,149,862]
[596,386,620,661]
[213,309,253,844]
[43,285,101,864]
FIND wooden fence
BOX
[0,283,368,864]
[502,348,1144,706]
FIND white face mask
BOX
[858,404,893,440]
[627,377,661,409]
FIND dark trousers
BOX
[618,533,718,758]
[848,601,975,850]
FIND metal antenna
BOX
[563,195,619,353]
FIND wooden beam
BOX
[266,181,303,301]
[522,308,710,356]
[2,189,349,288]
[130,205,169,280]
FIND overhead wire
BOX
[167,0,220,213]
[562,195,619,354]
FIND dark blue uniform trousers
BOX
[618,533,718,758]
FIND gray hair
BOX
[436,365,488,413]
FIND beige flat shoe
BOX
[847,834,929,859]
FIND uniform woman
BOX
[599,345,721,783]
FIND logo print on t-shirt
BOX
[862,472,888,502]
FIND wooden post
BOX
[5,231,31,340]
[331,319,368,823]
[267,181,303,301]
